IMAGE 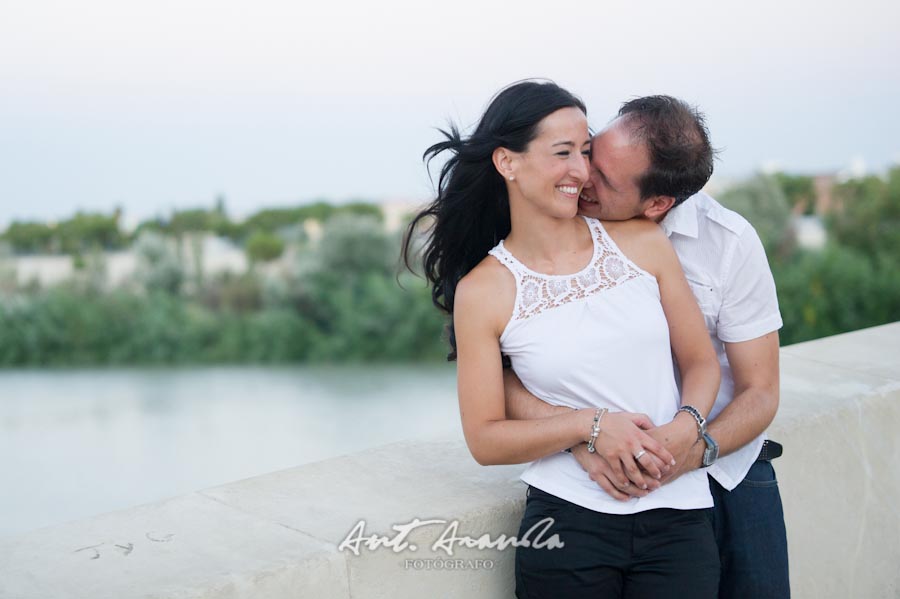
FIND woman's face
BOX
[509,107,591,219]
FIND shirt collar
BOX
[659,195,699,239]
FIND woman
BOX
[403,81,720,597]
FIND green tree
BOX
[243,201,383,234]
[827,167,900,263]
[55,211,125,253]
[335,202,384,223]
[773,245,900,345]
[0,202,449,365]
[245,231,285,263]
[132,217,166,240]
[200,271,263,312]
[772,172,816,215]
[718,174,793,256]
[293,214,445,361]
[317,214,393,275]
[169,208,214,234]
[0,242,15,292]
[2,221,55,254]
[133,231,185,295]
[244,207,313,233]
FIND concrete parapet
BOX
[1,323,898,598]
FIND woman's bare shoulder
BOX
[456,255,515,303]
[454,255,517,331]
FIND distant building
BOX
[8,234,247,290]
[792,215,827,250]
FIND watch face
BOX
[702,433,719,466]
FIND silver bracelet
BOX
[586,408,608,453]
[677,405,706,440]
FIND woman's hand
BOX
[586,411,675,492]
[571,443,648,501]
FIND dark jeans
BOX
[709,460,791,599]
[514,486,719,599]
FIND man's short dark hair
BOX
[617,95,715,208]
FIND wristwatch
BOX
[701,432,719,467]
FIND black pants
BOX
[515,486,720,599]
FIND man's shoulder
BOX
[692,191,752,238]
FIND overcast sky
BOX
[2,0,898,227]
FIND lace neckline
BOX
[495,216,599,281]
[488,217,645,323]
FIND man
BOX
[504,96,790,598]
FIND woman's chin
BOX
[577,197,603,219]
[556,204,580,220]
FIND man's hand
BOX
[646,412,702,485]
[659,432,704,484]
[647,332,782,486]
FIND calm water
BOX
[0,365,460,540]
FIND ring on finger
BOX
[634,450,647,460]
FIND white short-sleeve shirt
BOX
[660,191,783,491]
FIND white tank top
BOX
[488,216,712,514]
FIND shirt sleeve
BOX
[716,225,783,343]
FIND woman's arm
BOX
[453,264,598,465]
[456,238,698,474]
[504,368,675,490]
[650,229,720,422]
[607,220,720,466]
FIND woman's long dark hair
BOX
[402,80,586,359]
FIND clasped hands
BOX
[573,411,703,501]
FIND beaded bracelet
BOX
[586,408,608,453]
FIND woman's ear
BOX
[493,147,516,181]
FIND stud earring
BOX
[508,176,515,181]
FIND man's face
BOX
[577,118,650,221]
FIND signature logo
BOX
[338,517,563,556]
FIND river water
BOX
[0,365,460,539]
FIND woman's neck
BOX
[504,204,591,275]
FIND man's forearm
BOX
[503,369,570,420]
[706,385,778,457]
[656,383,778,486]
[711,332,781,458]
